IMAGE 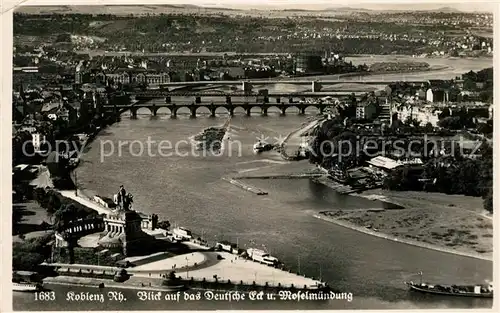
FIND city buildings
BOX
[395,104,442,126]
[356,102,378,120]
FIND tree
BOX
[382,167,421,191]
[53,204,78,232]
[463,78,476,91]
[477,122,493,135]
[12,234,53,270]
[423,122,434,133]
[383,169,408,191]
[437,116,464,130]
[483,189,493,214]
[46,191,61,215]
[12,250,45,271]
[33,187,47,206]
[55,33,71,43]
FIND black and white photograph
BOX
[4,0,497,311]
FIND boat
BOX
[12,282,43,292]
[404,272,493,298]
[171,227,193,241]
[295,144,309,160]
[253,140,274,154]
[246,248,279,266]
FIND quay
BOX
[42,249,325,292]
[235,173,324,180]
[42,187,327,293]
[312,177,357,194]
[222,177,268,195]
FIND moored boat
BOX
[12,282,43,292]
[253,141,274,154]
[404,272,493,298]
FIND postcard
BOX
[5,0,496,311]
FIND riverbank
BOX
[42,249,325,293]
[43,275,183,292]
[314,189,492,261]
[280,117,323,160]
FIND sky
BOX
[200,1,496,12]
[9,0,497,13]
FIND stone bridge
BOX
[122,102,334,118]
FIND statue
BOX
[124,193,133,211]
[115,185,133,211]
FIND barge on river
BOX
[253,141,274,154]
[405,273,493,298]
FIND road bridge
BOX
[130,90,370,106]
[105,89,380,118]
[104,102,339,118]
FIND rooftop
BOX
[367,156,402,170]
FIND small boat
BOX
[253,141,274,154]
[405,272,493,298]
[12,282,43,292]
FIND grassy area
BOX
[13,233,54,271]
[12,201,52,237]
[321,189,493,258]
[53,247,124,266]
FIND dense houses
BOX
[355,102,378,120]
[12,40,493,171]
[14,10,493,56]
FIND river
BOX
[14,60,493,310]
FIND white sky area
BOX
[200,1,495,12]
[7,0,496,13]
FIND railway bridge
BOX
[157,79,427,92]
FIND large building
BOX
[76,69,171,86]
[366,156,424,175]
[395,105,442,126]
[356,102,378,120]
[426,88,448,103]
[294,52,323,74]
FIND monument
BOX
[98,186,156,256]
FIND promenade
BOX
[58,190,113,215]
[174,252,321,288]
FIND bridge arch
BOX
[283,105,300,114]
[266,105,286,116]
[242,104,270,116]
[213,106,231,116]
[155,107,172,115]
[303,105,321,115]
[195,106,211,116]
[232,106,247,116]
[135,107,154,116]
[172,105,193,117]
